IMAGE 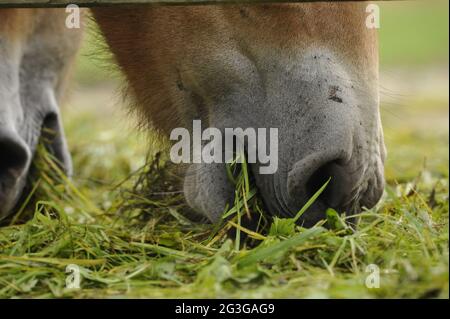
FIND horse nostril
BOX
[0,135,30,180]
[306,161,347,208]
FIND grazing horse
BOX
[0,9,82,220]
[0,3,386,227]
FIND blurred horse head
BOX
[0,9,82,220]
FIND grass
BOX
[0,1,448,299]
[0,129,448,298]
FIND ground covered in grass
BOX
[0,1,448,299]
[0,150,448,298]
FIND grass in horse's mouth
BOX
[0,145,447,298]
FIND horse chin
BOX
[183,162,235,223]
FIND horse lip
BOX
[250,168,296,218]
[0,179,24,221]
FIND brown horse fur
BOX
[92,4,378,135]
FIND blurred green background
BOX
[380,0,448,66]
[66,0,449,186]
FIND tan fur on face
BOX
[92,3,378,134]
[0,9,84,101]
[0,10,34,40]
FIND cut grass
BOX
[0,143,447,298]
